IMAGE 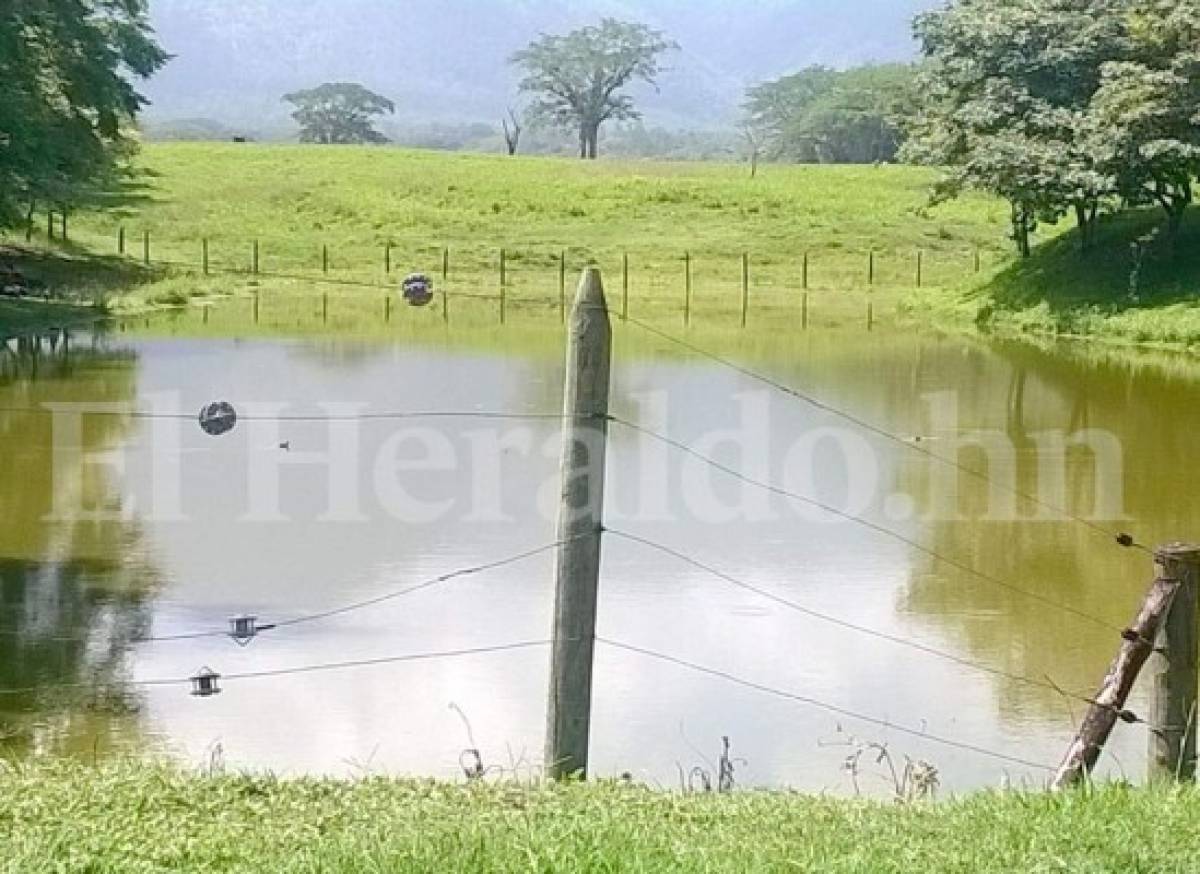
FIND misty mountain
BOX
[142,0,937,138]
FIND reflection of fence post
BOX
[384,294,391,323]
[802,292,809,330]
[1149,544,1200,782]
[1052,565,1189,789]
[867,299,874,331]
[322,292,328,324]
[546,266,612,782]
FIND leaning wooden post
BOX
[546,266,612,782]
[1149,544,1200,782]
[1052,571,1187,789]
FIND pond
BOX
[1,314,1197,795]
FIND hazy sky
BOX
[143,0,938,130]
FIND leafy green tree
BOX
[511,19,677,160]
[1088,2,1200,238]
[0,0,167,231]
[283,84,395,145]
[906,0,1127,255]
[745,65,918,164]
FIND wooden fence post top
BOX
[1156,544,1200,563]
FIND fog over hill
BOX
[142,0,936,139]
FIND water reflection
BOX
[0,332,158,758]
[1,324,1197,793]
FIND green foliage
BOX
[4,762,1200,872]
[744,65,919,164]
[283,83,396,145]
[0,0,167,230]
[511,19,678,159]
[908,0,1200,258]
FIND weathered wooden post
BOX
[118,226,126,255]
[143,230,150,266]
[546,266,612,781]
[740,252,750,328]
[1052,571,1187,789]
[686,252,696,326]
[1149,544,1200,782]
[621,252,629,321]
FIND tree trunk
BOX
[1011,203,1032,258]
[1074,201,1098,254]
[24,199,35,243]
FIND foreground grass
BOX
[1,762,1197,873]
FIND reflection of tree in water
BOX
[896,339,1200,720]
[0,331,160,758]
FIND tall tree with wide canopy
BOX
[0,0,168,231]
[283,83,395,145]
[511,19,677,159]
[906,0,1127,255]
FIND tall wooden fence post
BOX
[442,247,449,281]
[740,252,750,328]
[118,226,125,256]
[621,252,629,321]
[1149,544,1200,782]
[142,230,150,266]
[916,249,924,288]
[684,252,692,327]
[546,266,612,782]
[252,240,260,275]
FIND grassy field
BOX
[3,144,1197,350]
[1,143,1012,338]
[1,762,1197,873]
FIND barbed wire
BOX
[0,640,551,698]
[618,314,1152,558]
[596,636,1057,773]
[607,415,1123,633]
[604,527,1107,709]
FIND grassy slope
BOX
[2,763,1198,873]
[904,209,1200,351]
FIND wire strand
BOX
[619,314,1151,557]
[605,527,1103,707]
[597,636,1056,773]
[0,640,551,698]
[608,415,1122,633]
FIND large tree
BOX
[0,0,168,231]
[745,65,919,165]
[283,83,395,145]
[511,19,677,160]
[906,0,1128,255]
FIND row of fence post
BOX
[112,228,983,289]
